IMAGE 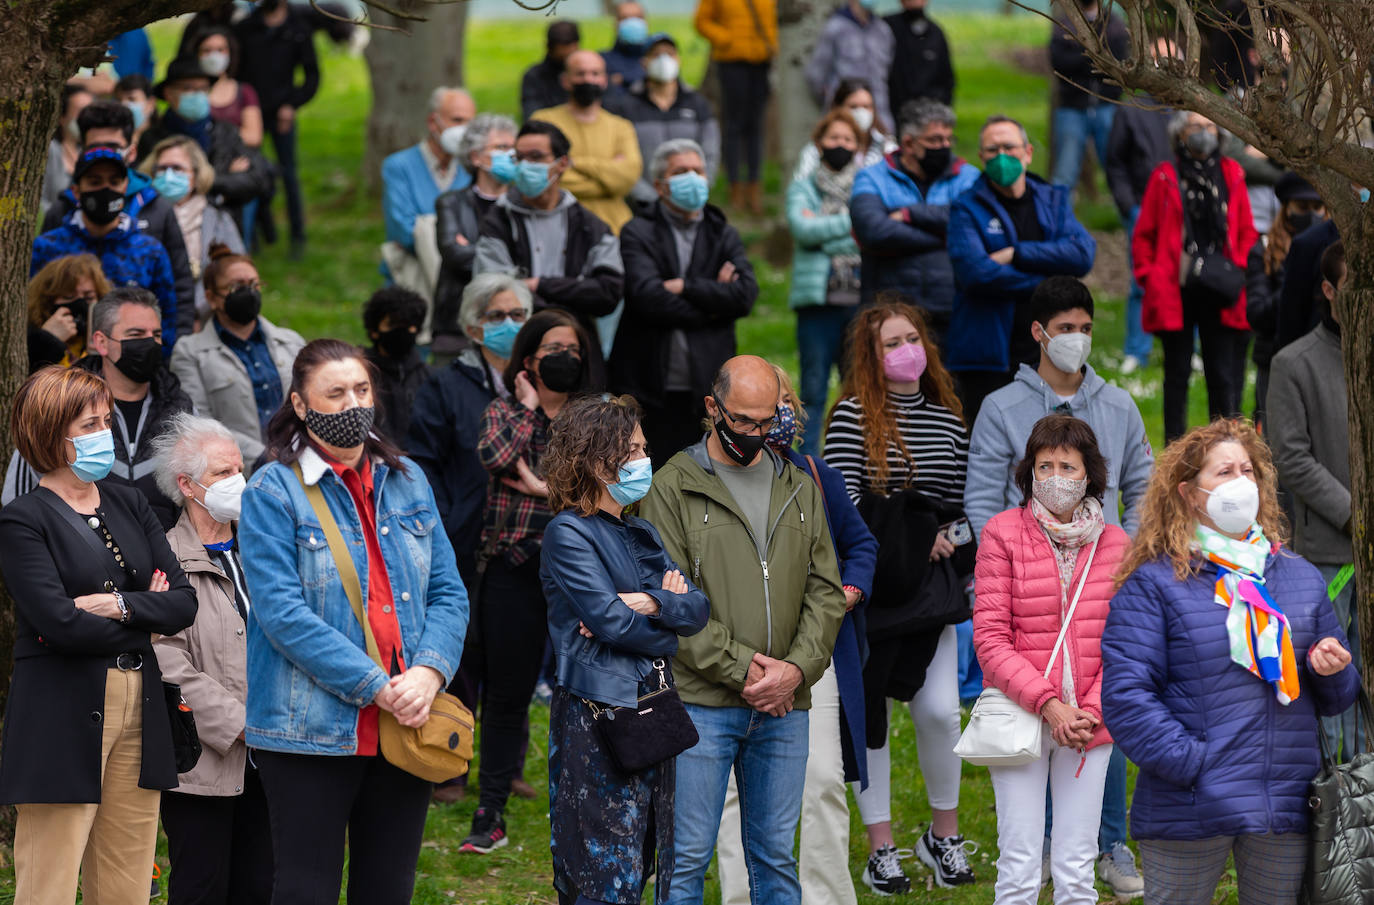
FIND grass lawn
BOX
[0,11,1244,905]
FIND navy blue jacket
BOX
[405,348,500,591]
[786,448,877,786]
[541,510,710,709]
[945,174,1095,373]
[1102,552,1359,841]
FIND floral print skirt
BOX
[549,686,675,905]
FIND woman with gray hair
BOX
[434,113,519,362]
[149,411,271,905]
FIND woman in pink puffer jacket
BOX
[972,414,1130,905]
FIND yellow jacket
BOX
[530,104,642,235]
[694,0,777,63]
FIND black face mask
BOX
[713,416,767,467]
[59,299,89,337]
[306,405,375,448]
[1287,211,1316,235]
[81,187,125,226]
[110,336,162,384]
[223,286,262,325]
[375,327,418,359]
[820,145,855,172]
[570,82,605,107]
[919,146,952,178]
[537,350,582,393]
[902,5,926,20]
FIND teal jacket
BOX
[785,173,859,310]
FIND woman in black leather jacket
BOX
[433,113,517,361]
[538,395,709,905]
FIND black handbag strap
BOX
[1172,161,1231,258]
[33,487,130,591]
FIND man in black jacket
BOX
[521,21,580,121]
[234,0,321,256]
[884,0,954,128]
[138,56,274,235]
[43,101,195,339]
[1103,86,1172,372]
[473,120,622,389]
[609,138,758,468]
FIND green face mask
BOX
[984,153,1025,188]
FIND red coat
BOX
[1132,157,1259,333]
[972,505,1130,751]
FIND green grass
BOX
[0,11,1245,905]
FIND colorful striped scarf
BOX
[1194,524,1300,705]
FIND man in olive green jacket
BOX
[640,355,845,905]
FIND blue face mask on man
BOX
[607,456,653,507]
[667,171,709,212]
[67,429,116,483]
[176,90,211,122]
[514,160,553,198]
[617,16,649,47]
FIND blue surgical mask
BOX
[152,168,192,202]
[489,149,517,185]
[514,160,552,198]
[67,429,116,483]
[480,317,521,359]
[176,90,211,122]
[667,171,709,212]
[607,456,653,507]
[617,16,649,47]
[123,100,147,130]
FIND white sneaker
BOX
[1120,355,1142,375]
[1097,842,1145,898]
[1191,353,1204,372]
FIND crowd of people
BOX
[2,1,1363,905]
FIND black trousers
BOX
[955,369,1015,428]
[717,61,770,182]
[160,764,273,905]
[643,391,706,470]
[475,551,549,812]
[255,750,432,905]
[1158,296,1245,443]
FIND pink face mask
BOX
[883,342,928,384]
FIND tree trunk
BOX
[1337,235,1374,696]
[362,0,468,193]
[775,0,829,186]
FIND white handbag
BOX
[953,539,1098,767]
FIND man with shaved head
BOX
[531,50,643,234]
[640,355,847,905]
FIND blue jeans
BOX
[1051,105,1116,189]
[668,704,809,905]
[796,305,857,457]
[1044,744,1128,854]
[1123,206,1153,362]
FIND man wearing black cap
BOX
[138,56,272,232]
[31,146,182,353]
[521,21,580,121]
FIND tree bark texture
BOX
[363,0,468,193]
[775,0,828,184]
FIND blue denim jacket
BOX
[240,447,469,754]
[541,510,710,708]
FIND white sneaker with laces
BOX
[1097,842,1145,897]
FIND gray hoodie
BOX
[964,362,1154,539]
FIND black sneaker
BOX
[459,807,508,854]
[916,827,977,887]
[860,844,912,896]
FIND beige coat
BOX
[168,316,305,464]
[154,509,249,797]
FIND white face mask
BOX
[645,53,680,83]
[1040,329,1092,374]
[848,106,874,134]
[200,51,231,77]
[1199,476,1259,534]
[196,472,246,523]
[438,124,467,156]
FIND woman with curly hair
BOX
[822,298,974,893]
[27,253,110,372]
[1102,419,1356,904]
[539,394,709,905]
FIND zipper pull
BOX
[761,560,769,580]
[800,509,805,523]
[693,556,700,583]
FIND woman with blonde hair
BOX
[140,134,244,319]
[823,298,975,893]
[1102,419,1357,904]
[27,253,110,372]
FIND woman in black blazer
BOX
[0,366,197,904]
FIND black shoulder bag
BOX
[585,658,698,775]
[33,488,203,774]
[1174,162,1245,312]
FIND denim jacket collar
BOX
[296,444,386,489]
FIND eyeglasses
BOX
[537,342,580,356]
[713,395,779,433]
[57,291,99,306]
[217,280,264,294]
[917,136,955,150]
[981,142,1025,155]
[480,308,528,325]
[515,151,552,163]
